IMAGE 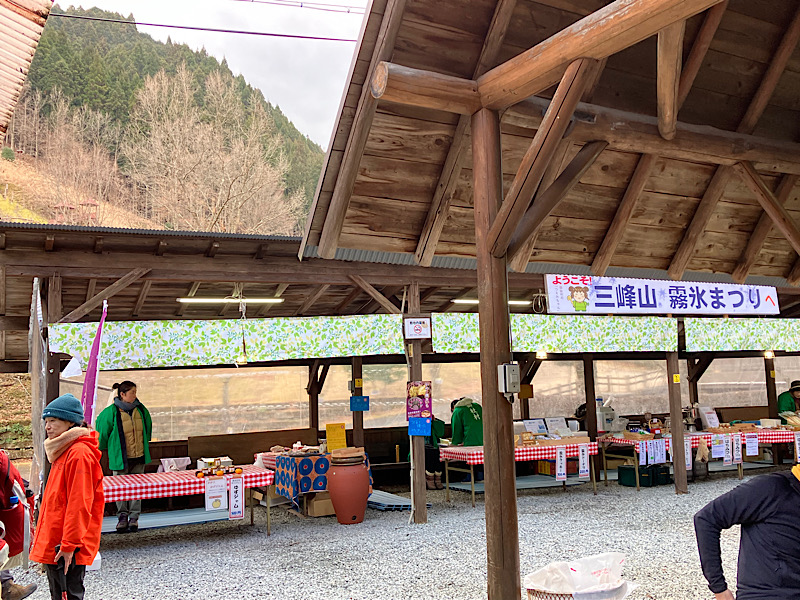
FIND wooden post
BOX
[472,107,520,600]
[687,359,700,407]
[765,356,780,465]
[351,357,364,448]
[308,361,320,431]
[667,352,688,494]
[583,355,600,474]
[407,281,427,524]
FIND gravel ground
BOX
[9,468,779,600]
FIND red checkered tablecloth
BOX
[256,452,278,471]
[600,430,798,453]
[439,443,598,465]
[103,465,274,503]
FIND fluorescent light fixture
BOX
[176,297,284,304]
[451,298,480,305]
[535,350,548,360]
[764,349,775,359]
[508,300,532,306]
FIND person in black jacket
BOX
[694,467,800,599]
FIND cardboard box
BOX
[536,459,578,476]
[306,492,334,517]
[534,436,591,447]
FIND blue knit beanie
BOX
[42,393,85,425]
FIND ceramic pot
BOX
[326,458,369,524]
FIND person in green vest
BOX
[777,380,800,424]
[95,380,152,534]
[451,397,484,482]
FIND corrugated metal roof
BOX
[0,221,301,242]
[0,0,51,134]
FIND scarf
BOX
[44,427,91,463]
[114,396,142,413]
[792,464,800,484]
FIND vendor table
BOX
[102,465,275,534]
[599,430,798,491]
[440,443,598,507]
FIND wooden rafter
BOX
[131,280,152,317]
[371,63,480,115]
[258,283,289,316]
[206,241,220,258]
[0,265,4,316]
[357,285,402,314]
[84,279,96,304]
[315,0,408,260]
[676,1,728,108]
[59,268,150,323]
[489,58,599,258]
[656,20,685,141]
[507,141,608,264]
[93,237,103,253]
[218,284,239,317]
[476,0,723,110]
[175,281,201,316]
[591,154,658,276]
[414,0,518,267]
[734,162,800,260]
[155,240,167,256]
[335,286,363,314]
[667,6,800,280]
[348,275,401,314]
[44,234,54,251]
[732,174,799,283]
[295,284,330,316]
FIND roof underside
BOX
[304,0,800,282]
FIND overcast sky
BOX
[69,0,367,148]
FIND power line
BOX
[48,12,359,42]
[227,0,365,15]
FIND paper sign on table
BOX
[647,440,656,465]
[653,439,667,464]
[524,419,547,434]
[545,417,568,433]
[578,444,590,479]
[408,417,432,436]
[229,476,244,520]
[795,432,800,459]
[723,435,732,466]
[711,435,725,459]
[745,433,759,457]
[205,476,228,512]
[732,434,743,465]
[326,423,347,451]
[555,446,567,481]
[638,442,647,465]
[684,439,693,471]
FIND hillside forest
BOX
[0,6,325,235]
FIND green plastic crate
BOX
[653,464,673,486]
[617,465,655,487]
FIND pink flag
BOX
[81,300,108,425]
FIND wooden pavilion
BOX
[300,0,800,597]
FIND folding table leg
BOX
[738,463,743,480]
[250,488,254,525]
[470,464,475,508]
[267,486,271,536]
[591,459,597,495]
[602,443,608,487]
[634,448,641,491]
[445,460,450,503]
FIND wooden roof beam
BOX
[217,284,239,317]
[59,267,150,323]
[507,140,608,265]
[258,283,289,316]
[477,0,724,110]
[205,241,220,258]
[735,162,800,265]
[656,20,685,141]
[732,174,799,283]
[371,63,480,115]
[489,59,598,259]
[314,0,408,260]
[676,1,728,108]
[591,154,657,276]
[348,274,401,314]
[44,234,53,251]
[131,280,152,317]
[175,281,201,316]
[357,285,403,314]
[414,0,518,267]
[666,6,800,280]
[295,284,330,316]
[93,237,103,253]
[335,286,363,314]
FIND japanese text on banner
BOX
[578,444,590,479]
[229,476,244,520]
[556,446,567,482]
[545,275,779,316]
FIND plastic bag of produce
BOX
[524,552,635,599]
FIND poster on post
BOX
[555,446,567,482]
[732,434,743,465]
[406,381,432,420]
[578,444,590,479]
[205,477,228,512]
[326,423,347,451]
[229,476,244,520]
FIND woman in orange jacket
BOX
[30,394,104,600]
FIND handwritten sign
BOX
[653,439,667,464]
[205,476,228,512]
[229,476,244,520]
[732,434,743,465]
[349,396,370,411]
[638,442,647,466]
[745,433,759,457]
[647,440,656,465]
[409,417,432,437]
[406,381,432,420]
[684,439,693,471]
[723,435,733,466]
[546,275,778,315]
[555,446,567,482]
[711,435,725,459]
[326,423,347,451]
[578,444,590,479]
